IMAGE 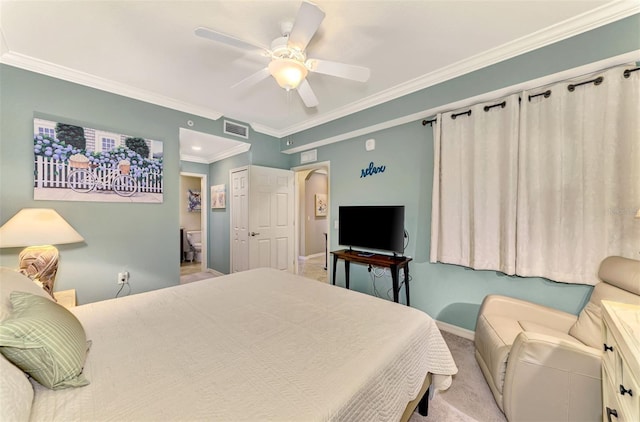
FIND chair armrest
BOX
[477,294,577,332]
[503,331,602,422]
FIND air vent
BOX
[300,149,318,164]
[224,120,249,139]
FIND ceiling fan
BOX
[195,1,370,108]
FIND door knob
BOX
[250,232,260,237]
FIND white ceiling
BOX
[1,1,637,162]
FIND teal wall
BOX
[308,121,593,331]
[0,65,284,305]
[1,14,637,330]
[282,15,639,330]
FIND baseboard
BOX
[435,320,475,341]
[299,252,324,260]
[205,268,225,277]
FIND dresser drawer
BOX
[618,354,639,422]
[601,301,640,422]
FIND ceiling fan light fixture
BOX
[268,58,308,90]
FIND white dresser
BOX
[601,300,640,422]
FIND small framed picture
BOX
[315,193,327,217]
[211,184,226,209]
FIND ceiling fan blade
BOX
[231,67,271,90]
[288,2,325,52]
[297,79,319,108]
[195,27,268,55]
[307,58,370,82]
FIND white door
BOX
[231,168,249,273]
[248,166,294,271]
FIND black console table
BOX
[331,249,413,305]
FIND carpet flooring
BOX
[410,330,507,422]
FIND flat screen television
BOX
[338,205,405,255]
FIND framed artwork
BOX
[187,189,201,212]
[211,184,226,209]
[33,117,164,203]
[315,193,327,217]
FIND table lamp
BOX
[0,208,84,296]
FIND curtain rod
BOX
[451,110,472,120]
[422,118,437,126]
[624,67,640,78]
[528,90,551,101]
[484,101,506,112]
[568,76,603,92]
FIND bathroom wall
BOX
[179,175,202,232]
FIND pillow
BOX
[1,267,52,322]
[0,291,89,389]
[0,353,33,422]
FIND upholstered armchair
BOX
[474,256,640,421]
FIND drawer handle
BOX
[606,407,618,421]
[619,384,633,397]
[603,343,614,352]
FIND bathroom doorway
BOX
[179,172,208,274]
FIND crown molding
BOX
[281,50,640,154]
[1,1,636,139]
[179,154,209,164]
[271,0,640,138]
[205,143,251,163]
[0,51,224,121]
[180,142,250,164]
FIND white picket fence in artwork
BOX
[34,156,163,193]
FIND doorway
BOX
[179,172,208,275]
[293,161,329,282]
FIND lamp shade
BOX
[268,58,308,90]
[0,208,84,248]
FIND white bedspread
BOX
[29,268,457,421]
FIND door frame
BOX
[292,161,330,275]
[180,171,208,271]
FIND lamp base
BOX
[18,245,59,297]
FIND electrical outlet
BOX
[117,271,129,284]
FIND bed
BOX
[0,266,457,421]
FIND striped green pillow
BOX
[0,291,89,389]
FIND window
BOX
[34,118,56,139]
[94,130,120,152]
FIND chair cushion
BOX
[518,321,580,344]
[569,281,640,349]
[598,256,640,295]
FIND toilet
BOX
[186,230,202,262]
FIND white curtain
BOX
[517,65,640,284]
[430,94,520,274]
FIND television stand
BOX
[331,249,413,305]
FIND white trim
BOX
[299,252,324,260]
[204,268,225,277]
[260,1,640,138]
[436,320,475,341]
[282,50,640,154]
[1,51,224,121]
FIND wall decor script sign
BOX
[360,161,386,178]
